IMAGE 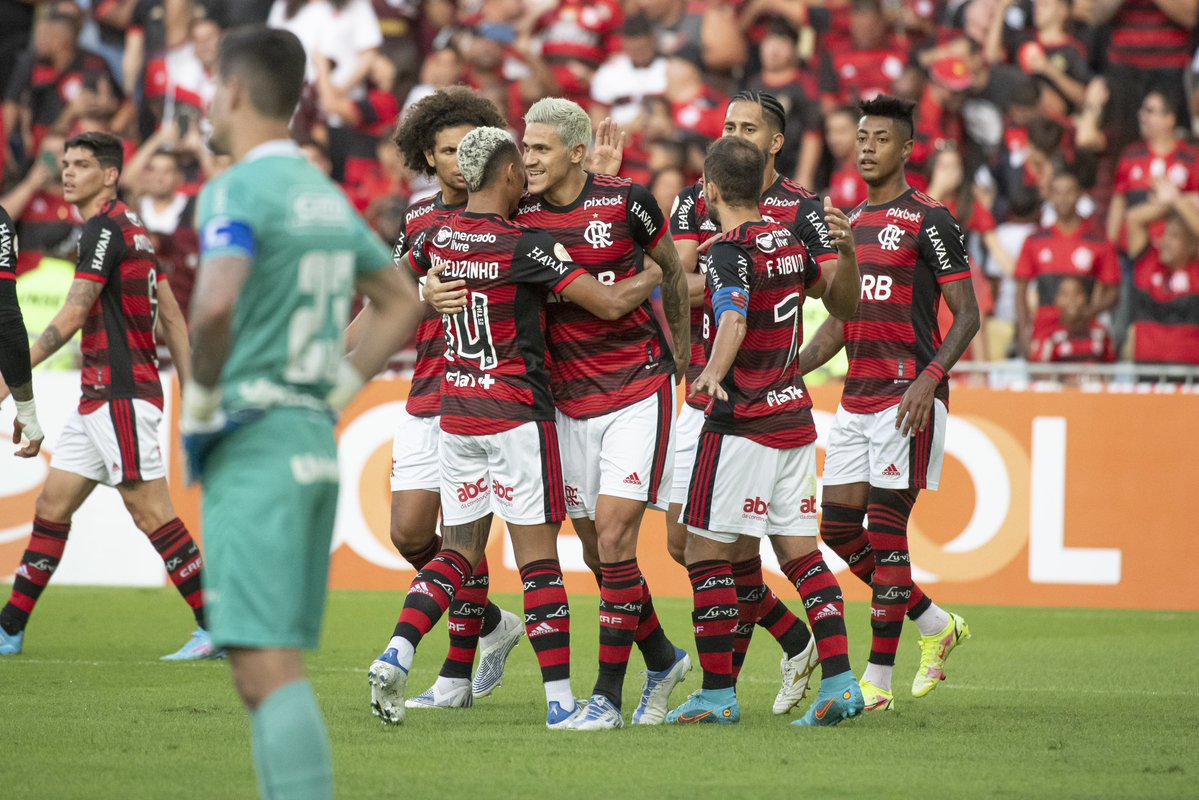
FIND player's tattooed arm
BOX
[29,278,102,367]
[799,315,845,375]
[440,518,490,566]
[647,234,692,382]
[895,277,979,437]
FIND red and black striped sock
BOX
[392,550,470,648]
[400,534,442,571]
[782,552,851,678]
[520,559,571,684]
[733,557,812,667]
[689,559,738,691]
[594,559,644,707]
[0,517,70,635]
[866,489,916,668]
[439,556,491,680]
[730,559,762,679]
[147,518,205,628]
[821,502,932,621]
[634,578,677,672]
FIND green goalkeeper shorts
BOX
[200,408,340,651]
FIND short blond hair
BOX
[524,97,592,151]
[457,126,517,192]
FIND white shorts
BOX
[439,420,567,526]
[822,400,948,491]
[683,432,818,544]
[557,384,675,519]
[670,402,705,506]
[390,409,440,492]
[50,399,166,487]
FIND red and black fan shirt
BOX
[1130,247,1199,365]
[407,212,587,435]
[1015,223,1120,339]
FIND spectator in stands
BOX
[745,21,822,185]
[1016,164,1121,355]
[0,135,83,276]
[665,57,726,142]
[590,15,667,127]
[988,191,1042,357]
[314,50,399,196]
[1081,0,1197,153]
[1030,275,1117,364]
[987,0,1090,116]
[1124,180,1199,364]
[634,0,744,73]
[535,0,623,107]
[822,105,867,211]
[3,6,132,161]
[819,0,907,110]
[1106,88,1199,253]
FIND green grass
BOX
[1,588,1196,799]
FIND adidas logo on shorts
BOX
[623,472,642,486]
[882,464,902,478]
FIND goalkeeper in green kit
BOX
[181,27,421,800]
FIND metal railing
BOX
[950,360,1199,391]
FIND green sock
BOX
[250,680,333,800]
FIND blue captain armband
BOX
[201,216,257,261]
[711,286,749,322]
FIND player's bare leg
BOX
[0,469,96,654]
[229,647,331,799]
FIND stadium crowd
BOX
[2,0,1198,370]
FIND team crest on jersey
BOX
[584,219,613,248]
[878,224,903,251]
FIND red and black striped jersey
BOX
[702,220,821,449]
[1014,223,1120,339]
[1130,247,1199,365]
[671,174,837,409]
[1110,0,1193,70]
[843,188,970,414]
[393,191,465,417]
[515,173,672,419]
[1030,320,1115,364]
[74,200,166,414]
[408,211,588,435]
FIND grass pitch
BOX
[1,587,1195,799]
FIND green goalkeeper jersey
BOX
[196,140,391,415]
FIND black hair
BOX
[729,90,787,135]
[1009,75,1041,108]
[859,94,916,141]
[763,19,799,42]
[705,137,764,207]
[64,131,124,174]
[1027,115,1065,153]
[851,0,884,13]
[393,86,508,176]
[217,27,306,121]
[623,14,654,37]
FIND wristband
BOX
[922,362,946,383]
[14,398,43,443]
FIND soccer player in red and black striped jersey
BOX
[0,132,214,660]
[670,91,849,715]
[515,97,693,729]
[802,97,980,711]
[376,126,664,729]
[361,87,526,711]
[0,203,44,457]
[670,136,865,727]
